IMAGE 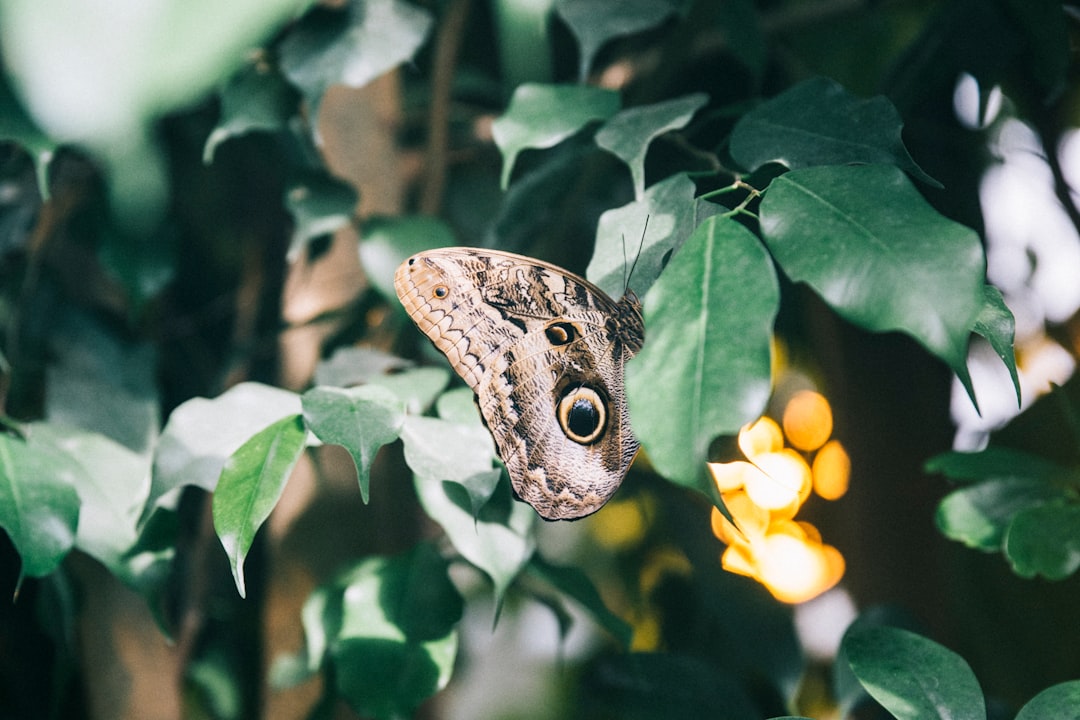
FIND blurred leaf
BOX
[730,77,939,186]
[434,386,482,427]
[301,384,405,502]
[972,284,1020,404]
[359,215,456,302]
[1014,680,1080,720]
[367,366,451,415]
[925,447,1063,483]
[491,83,620,188]
[0,74,56,197]
[329,543,461,719]
[760,165,984,376]
[1004,503,1080,580]
[0,423,82,586]
[98,225,177,310]
[554,0,685,80]
[527,554,632,647]
[204,61,299,162]
[313,346,412,388]
[843,625,986,720]
[147,382,302,523]
[588,172,702,298]
[935,478,1069,551]
[285,170,358,260]
[213,414,307,597]
[627,215,777,491]
[1001,0,1068,94]
[279,0,433,140]
[401,416,535,607]
[595,93,708,199]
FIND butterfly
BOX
[394,248,644,520]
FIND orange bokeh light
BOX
[812,439,851,500]
[783,390,833,451]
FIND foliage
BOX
[0,0,1078,718]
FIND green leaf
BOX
[0,74,56,198]
[730,77,939,186]
[328,543,462,719]
[843,625,986,720]
[925,447,1062,483]
[1015,680,1080,720]
[367,367,452,416]
[148,382,302,522]
[301,385,405,502]
[935,478,1069,551]
[203,60,298,163]
[527,555,632,647]
[359,215,457,302]
[313,346,411,388]
[435,386,483,427]
[279,0,433,140]
[554,0,684,80]
[0,423,83,586]
[1004,503,1080,580]
[401,416,536,607]
[587,172,702,298]
[213,414,307,597]
[759,165,984,373]
[972,285,1020,404]
[491,83,620,188]
[595,93,708,199]
[285,170,358,260]
[627,215,778,490]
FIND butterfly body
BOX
[394,248,644,520]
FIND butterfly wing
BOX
[394,248,643,520]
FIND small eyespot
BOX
[544,321,578,347]
[433,285,449,299]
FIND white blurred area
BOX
[950,73,1079,451]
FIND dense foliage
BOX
[1,0,1079,718]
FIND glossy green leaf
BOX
[279,0,433,139]
[213,414,307,597]
[925,447,1062,483]
[148,382,302,522]
[359,215,456,302]
[554,0,684,80]
[302,384,404,502]
[730,77,938,186]
[401,416,535,606]
[972,285,1020,404]
[491,83,620,188]
[0,424,83,585]
[595,93,708,199]
[285,170,358,260]
[1004,503,1080,580]
[936,478,1069,551]
[527,554,632,647]
[760,165,984,373]
[627,215,778,490]
[1015,680,1080,720]
[588,172,702,298]
[203,61,298,162]
[843,625,986,720]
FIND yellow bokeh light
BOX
[812,439,851,500]
[591,496,651,550]
[783,390,833,452]
[745,449,812,511]
[738,416,784,459]
[720,542,756,577]
[710,490,769,544]
[708,460,749,492]
[754,532,845,604]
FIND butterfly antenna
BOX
[623,215,648,295]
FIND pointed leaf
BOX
[302,385,405,502]
[213,414,307,597]
[148,382,301,522]
[1015,680,1080,720]
[285,170,358,260]
[1004,503,1080,580]
[595,93,708,199]
[203,61,298,162]
[491,83,620,188]
[936,478,1069,551]
[972,285,1020,404]
[527,555,632,647]
[359,215,456,302]
[401,416,535,605]
[627,215,778,490]
[279,0,433,140]
[843,625,986,720]
[925,447,1062,483]
[554,0,684,80]
[730,77,938,186]
[588,172,704,298]
[760,165,984,372]
[0,424,82,584]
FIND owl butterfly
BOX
[394,248,644,520]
